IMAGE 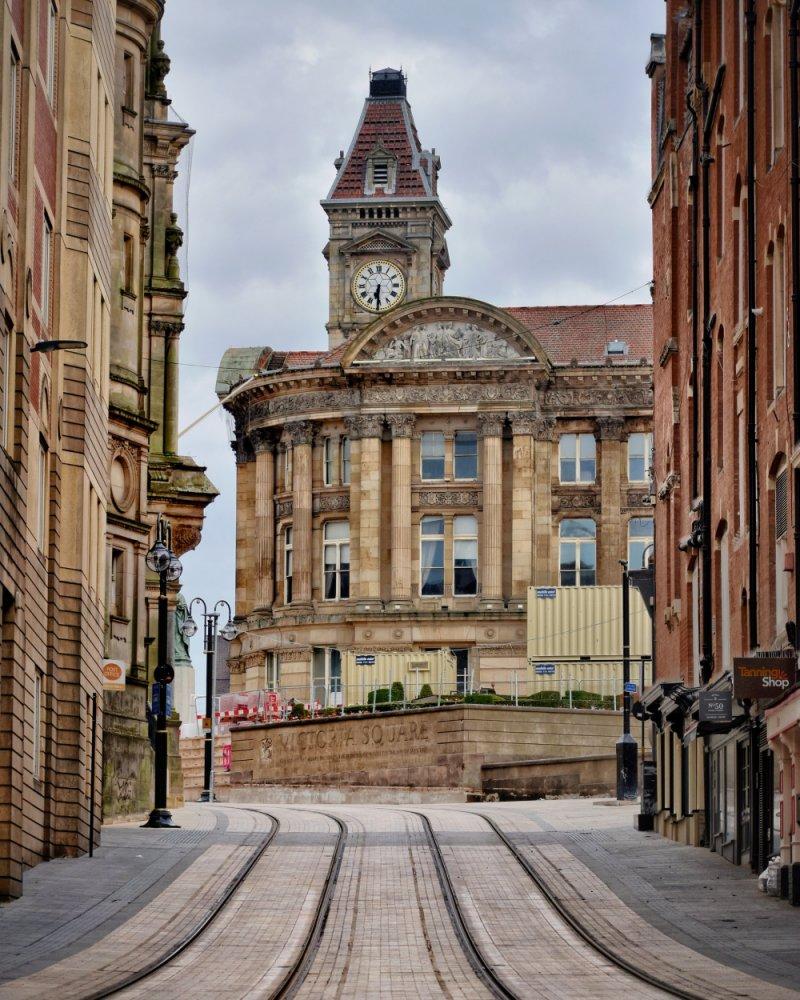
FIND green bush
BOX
[417,683,434,699]
[289,702,309,719]
[520,690,561,707]
[390,681,405,703]
[367,687,390,705]
[464,692,508,705]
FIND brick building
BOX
[0,0,213,899]
[646,0,800,898]
[219,69,654,704]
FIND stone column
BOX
[532,417,556,584]
[509,411,537,602]
[387,413,415,604]
[478,412,505,606]
[351,414,385,606]
[344,416,361,598]
[252,429,276,611]
[597,415,625,585]
[233,436,255,616]
[287,420,314,607]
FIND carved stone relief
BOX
[371,322,521,362]
[279,648,313,662]
[284,420,314,447]
[555,492,600,510]
[275,499,293,519]
[476,412,506,438]
[313,492,351,514]
[627,492,653,508]
[416,490,480,507]
[386,412,416,437]
[544,385,653,409]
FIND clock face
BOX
[351,259,406,313]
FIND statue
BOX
[164,213,183,281]
[173,592,193,668]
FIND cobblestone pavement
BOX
[0,799,798,999]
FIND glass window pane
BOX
[340,569,350,599]
[579,456,596,482]
[629,517,654,538]
[560,518,596,539]
[454,515,476,536]
[324,520,349,540]
[454,432,478,479]
[422,457,445,479]
[421,516,444,536]
[454,565,477,595]
[561,434,576,459]
[324,571,336,600]
[580,434,596,459]
[561,457,576,482]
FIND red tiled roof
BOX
[328,98,431,200]
[504,304,653,365]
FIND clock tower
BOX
[321,68,451,349]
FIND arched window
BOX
[627,432,652,483]
[772,458,790,639]
[715,116,725,258]
[716,327,725,470]
[559,433,595,483]
[323,521,350,600]
[340,436,351,485]
[420,515,445,596]
[453,515,478,595]
[559,519,596,587]
[733,177,745,326]
[767,5,785,163]
[773,226,787,395]
[628,517,654,570]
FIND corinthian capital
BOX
[508,410,540,435]
[284,420,314,447]
[476,411,506,438]
[386,412,416,438]
[250,427,277,453]
[596,415,626,441]
[344,413,385,439]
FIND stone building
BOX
[0,0,114,899]
[219,69,654,705]
[646,1,800,896]
[102,2,216,821]
[0,0,213,898]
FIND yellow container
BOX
[341,648,457,704]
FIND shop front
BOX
[765,687,800,903]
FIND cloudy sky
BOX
[160,0,664,681]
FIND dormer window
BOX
[606,339,628,357]
[372,161,389,186]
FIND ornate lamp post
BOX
[181,598,236,802]
[143,516,182,828]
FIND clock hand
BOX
[375,283,381,307]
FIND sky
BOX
[159,0,665,684]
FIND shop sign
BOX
[732,656,797,700]
[355,655,376,666]
[699,690,732,723]
[101,659,126,691]
[536,587,557,599]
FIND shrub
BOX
[417,683,434,699]
[289,702,309,719]
[464,692,508,705]
[390,681,405,703]
[368,687,390,706]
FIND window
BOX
[454,431,477,480]
[421,431,445,480]
[312,647,342,708]
[453,515,478,596]
[627,433,653,483]
[323,521,350,600]
[775,464,789,638]
[372,161,388,185]
[773,228,787,395]
[559,518,596,587]
[716,117,725,257]
[1,325,12,452]
[559,433,595,483]
[123,51,134,109]
[265,651,279,691]
[768,6,785,163]
[33,669,43,779]
[8,48,18,182]
[735,390,745,533]
[340,436,351,485]
[46,1,57,104]
[110,548,124,617]
[420,515,445,596]
[628,517,654,570]
[606,339,628,356]
[41,215,52,327]
[123,233,134,293]
[36,440,48,551]
[283,445,293,491]
[323,437,336,486]
[284,526,293,604]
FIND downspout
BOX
[746,0,759,648]
[688,97,700,499]
[700,64,726,684]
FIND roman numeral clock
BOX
[351,259,406,313]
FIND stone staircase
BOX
[179,735,231,801]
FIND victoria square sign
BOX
[732,656,797,700]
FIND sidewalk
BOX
[474,798,800,997]
[0,805,273,991]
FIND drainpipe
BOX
[700,64,726,684]
[746,0,759,648]
[688,94,700,500]
[792,2,800,445]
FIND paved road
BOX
[0,799,798,999]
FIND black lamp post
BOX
[142,517,182,829]
[616,559,639,800]
[181,598,236,802]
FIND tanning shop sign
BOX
[732,656,797,700]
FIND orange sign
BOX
[101,659,126,691]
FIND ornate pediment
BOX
[342,296,552,370]
[339,229,416,259]
[371,322,522,362]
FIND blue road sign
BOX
[355,655,376,666]
[535,664,556,675]
[536,587,557,599]
[624,681,638,694]
[151,682,174,716]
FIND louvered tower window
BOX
[372,161,389,185]
[775,467,787,539]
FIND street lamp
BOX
[143,516,182,828]
[617,559,639,801]
[181,598,235,802]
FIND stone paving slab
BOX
[0,805,273,994]
[470,799,800,999]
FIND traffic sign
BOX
[535,664,556,675]
[624,681,638,694]
[355,654,376,666]
[151,682,173,717]
[154,664,175,684]
[536,587,557,599]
